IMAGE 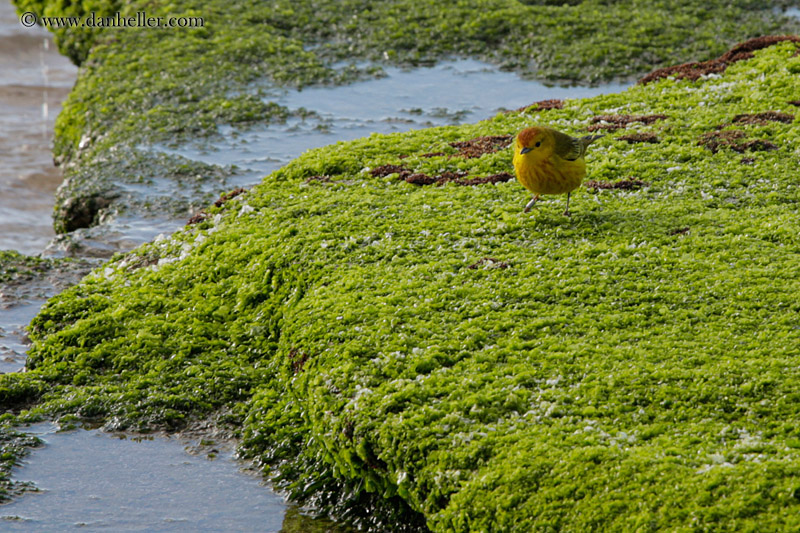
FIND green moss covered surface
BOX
[0,428,40,504]
[0,251,92,303]
[3,42,800,530]
[0,251,50,284]
[12,0,799,234]
[16,0,799,156]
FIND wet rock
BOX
[0,428,42,504]
[0,250,96,307]
[56,193,116,233]
[49,147,234,254]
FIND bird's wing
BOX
[551,130,584,161]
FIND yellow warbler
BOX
[512,126,603,216]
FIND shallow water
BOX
[68,60,630,256]
[0,1,76,255]
[2,423,288,532]
[0,255,92,375]
[0,3,296,529]
[160,60,630,181]
[0,300,42,374]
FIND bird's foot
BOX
[523,196,538,213]
[562,209,571,217]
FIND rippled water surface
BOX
[0,1,76,255]
[2,424,288,532]
[0,300,41,374]
[161,60,630,181]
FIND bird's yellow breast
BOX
[513,146,586,196]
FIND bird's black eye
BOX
[535,141,541,147]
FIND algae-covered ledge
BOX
[3,37,800,530]
[5,0,800,529]
[11,0,799,251]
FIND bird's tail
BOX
[579,134,604,156]
[580,134,604,147]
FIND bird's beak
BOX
[520,147,532,154]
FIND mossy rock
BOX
[12,0,799,240]
[5,40,800,530]
[0,427,41,504]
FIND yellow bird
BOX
[512,126,603,216]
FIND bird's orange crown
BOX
[517,127,542,148]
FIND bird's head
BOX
[516,127,551,158]
[517,126,549,154]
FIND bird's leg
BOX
[523,195,539,213]
[563,192,572,217]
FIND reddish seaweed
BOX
[585,178,648,190]
[732,111,794,125]
[370,164,410,178]
[639,35,800,85]
[188,187,247,225]
[288,348,310,374]
[449,135,513,158]
[588,114,667,132]
[404,171,514,187]
[617,132,660,143]
[514,99,564,113]
[187,212,209,225]
[453,172,515,186]
[698,130,778,153]
[214,187,246,207]
[667,227,691,236]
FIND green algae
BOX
[0,252,50,284]
[9,0,800,527]
[279,506,357,533]
[52,148,235,234]
[0,428,40,504]
[13,0,799,237]
[262,0,799,83]
[2,41,800,530]
[0,252,94,306]
[20,0,798,157]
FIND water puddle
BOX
[1,423,289,531]
[0,300,43,374]
[157,59,630,182]
[0,1,77,255]
[64,60,631,256]
[45,214,194,259]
